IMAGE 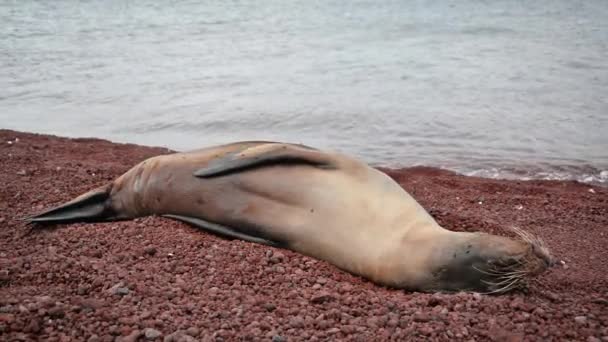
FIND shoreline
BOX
[2,128,606,186]
[1,129,606,341]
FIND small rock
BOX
[419,326,433,336]
[163,330,188,342]
[262,303,276,312]
[144,246,157,256]
[109,282,130,296]
[140,311,152,319]
[413,313,431,322]
[0,313,15,324]
[25,319,41,333]
[328,328,340,334]
[338,283,353,294]
[366,316,380,328]
[144,328,162,340]
[289,316,305,328]
[87,335,100,342]
[16,170,26,176]
[543,291,560,302]
[185,327,199,337]
[116,330,141,342]
[77,285,89,295]
[76,298,103,312]
[592,298,608,305]
[533,307,546,317]
[48,306,65,318]
[574,316,587,325]
[272,336,285,342]
[311,292,335,304]
[587,337,601,342]
[269,251,286,264]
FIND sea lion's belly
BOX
[226,165,416,276]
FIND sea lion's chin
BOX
[427,233,553,294]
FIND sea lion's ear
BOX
[193,143,338,178]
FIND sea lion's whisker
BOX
[483,277,523,294]
[491,275,524,287]
[472,265,504,276]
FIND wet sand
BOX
[0,129,606,341]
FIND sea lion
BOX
[26,141,554,293]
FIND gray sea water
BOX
[1,0,607,183]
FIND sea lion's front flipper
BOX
[162,214,280,247]
[193,143,337,178]
[24,184,115,224]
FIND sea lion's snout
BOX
[426,229,553,294]
[470,230,554,294]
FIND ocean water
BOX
[1,0,607,183]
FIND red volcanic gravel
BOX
[0,129,607,341]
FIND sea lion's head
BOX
[428,227,554,294]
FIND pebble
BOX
[310,292,335,304]
[289,316,305,328]
[144,246,157,256]
[116,330,141,342]
[0,313,16,324]
[48,306,65,318]
[316,277,328,284]
[25,319,41,333]
[327,327,340,334]
[144,328,163,340]
[574,316,587,325]
[109,282,130,296]
[185,327,199,337]
[163,330,193,342]
[87,335,100,342]
[269,251,286,264]
[262,303,276,312]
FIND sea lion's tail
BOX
[23,184,117,224]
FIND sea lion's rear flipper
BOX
[24,185,115,224]
[162,214,280,247]
[193,143,337,178]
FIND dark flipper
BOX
[194,143,337,178]
[163,214,280,247]
[24,185,116,224]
